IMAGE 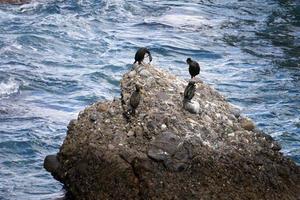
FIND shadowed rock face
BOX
[45,64,300,200]
[0,0,29,4]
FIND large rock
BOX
[0,0,29,4]
[45,64,300,200]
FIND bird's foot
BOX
[123,111,131,121]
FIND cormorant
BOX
[183,82,196,102]
[186,58,200,79]
[129,84,142,115]
[183,81,200,114]
[134,47,152,64]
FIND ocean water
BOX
[0,0,299,199]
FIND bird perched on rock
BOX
[183,82,200,114]
[134,47,152,64]
[129,84,142,115]
[186,58,200,79]
[183,82,196,102]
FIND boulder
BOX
[45,63,300,200]
[0,0,29,4]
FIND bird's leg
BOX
[122,111,131,122]
[131,109,136,116]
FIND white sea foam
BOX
[154,14,209,29]
[0,78,20,98]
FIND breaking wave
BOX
[0,78,20,98]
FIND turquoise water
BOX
[0,0,299,199]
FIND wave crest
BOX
[0,78,20,98]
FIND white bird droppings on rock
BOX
[161,124,167,130]
[228,132,235,137]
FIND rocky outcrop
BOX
[0,0,29,4]
[45,64,300,200]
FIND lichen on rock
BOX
[45,63,300,200]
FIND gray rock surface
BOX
[0,0,29,4]
[45,64,300,200]
[183,100,200,114]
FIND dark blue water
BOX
[0,0,299,199]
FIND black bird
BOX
[183,82,196,102]
[129,84,142,115]
[134,47,152,64]
[186,58,200,79]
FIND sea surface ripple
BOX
[0,0,299,199]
